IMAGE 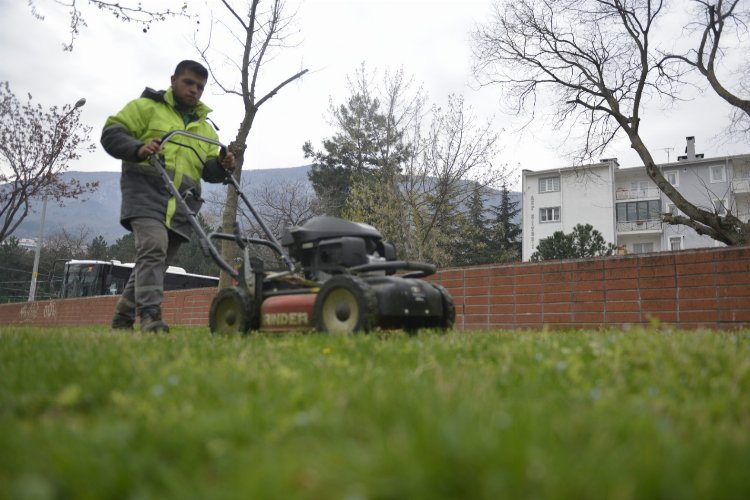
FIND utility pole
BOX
[28,196,48,301]
[28,97,86,302]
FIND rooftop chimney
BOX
[677,136,704,161]
[600,158,619,168]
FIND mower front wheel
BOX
[209,287,256,336]
[314,276,378,334]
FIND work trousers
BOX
[114,217,183,320]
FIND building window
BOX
[665,170,679,187]
[630,180,649,197]
[633,242,654,254]
[709,165,726,183]
[538,176,560,193]
[669,236,683,251]
[616,200,662,222]
[539,207,560,222]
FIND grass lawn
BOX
[0,326,748,499]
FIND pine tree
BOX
[88,235,109,260]
[487,183,522,262]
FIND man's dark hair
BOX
[174,60,208,80]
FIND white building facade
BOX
[521,138,750,261]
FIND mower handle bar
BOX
[151,130,297,279]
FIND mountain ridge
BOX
[11,165,521,245]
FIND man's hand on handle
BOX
[138,139,162,160]
[220,150,236,173]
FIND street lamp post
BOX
[27,97,86,302]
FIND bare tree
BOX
[0,82,97,243]
[29,0,191,51]
[240,177,315,239]
[402,94,505,264]
[195,0,308,286]
[665,0,750,140]
[472,0,750,245]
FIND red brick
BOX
[464,267,490,278]
[676,262,715,276]
[464,304,489,316]
[543,292,573,304]
[465,287,490,298]
[675,250,715,265]
[489,303,515,315]
[490,275,515,287]
[719,285,750,298]
[640,253,676,268]
[678,287,716,300]
[719,309,750,322]
[573,301,605,313]
[464,278,490,289]
[716,260,750,273]
[516,303,543,314]
[605,267,639,280]
[716,272,750,285]
[718,298,750,311]
[642,299,677,312]
[641,288,676,300]
[645,311,678,323]
[640,277,676,289]
[490,285,515,297]
[677,274,717,287]
[573,312,605,324]
[605,257,639,269]
[604,278,638,290]
[639,265,675,278]
[464,295,489,306]
[573,290,605,302]
[679,310,718,323]
[679,297,718,311]
[515,284,543,295]
[486,264,515,275]
[516,273,543,285]
[516,293,542,304]
[607,301,641,312]
[543,313,574,324]
[488,315,516,327]
[606,312,643,323]
[573,279,604,292]
[607,290,640,301]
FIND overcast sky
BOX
[1,0,747,188]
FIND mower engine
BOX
[280,216,397,281]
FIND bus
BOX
[52,260,219,299]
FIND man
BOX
[102,60,235,333]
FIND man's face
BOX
[171,69,207,109]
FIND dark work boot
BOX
[111,313,135,331]
[111,297,136,331]
[140,307,170,334]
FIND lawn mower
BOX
[153,130,455,335]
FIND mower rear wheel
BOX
[314,276,378,334]
[431,283,456,330]
[209,287,255,336]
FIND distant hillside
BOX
[12,166,312,244]
[11,166,521,245]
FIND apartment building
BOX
[521,137,750,261]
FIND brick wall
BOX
[1,246,748,330]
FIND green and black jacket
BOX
[101,87,226,240]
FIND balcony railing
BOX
[617,219,663,233]
[615,188,661,200]
[732,178,750,194]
